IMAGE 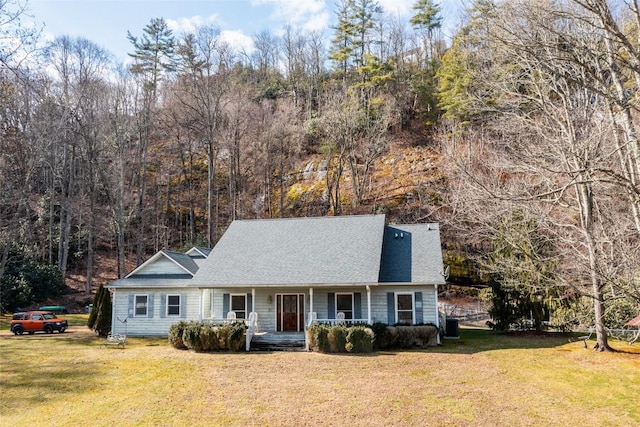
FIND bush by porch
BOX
[168,320,247,352]
[306,323,439,353]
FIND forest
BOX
[1,0,640,351]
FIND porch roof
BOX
[625,314,640,327]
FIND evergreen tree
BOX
[410,0,443,65]
[350,0,382,68]
[330,0,357,77]
[484,211,558,331]
[127,18,177,266]
[88,283,112,337]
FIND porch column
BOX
[366,285,372,324]
[199,289,205,320]
[111,289,117,334]
[434,284,441,345]
[251,288,256,312]
[309,287,314,325]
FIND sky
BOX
[26,0,464,63]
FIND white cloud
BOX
[166,15,254,55]
[303,12,330,32]
[220,30,255,54]
[378,0,414,17]
[166,14,220,35]
[252,0,329,30]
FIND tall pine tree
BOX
[127,18,177,265]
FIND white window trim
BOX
[335,292,354,319]
[395,292,415,325]
[167,294,181,317]
[134,294,149,317]
[230,293,247,319]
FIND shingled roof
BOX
[191,215,386,286]
[190,215,445,288]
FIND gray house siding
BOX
[369,285,437,325]
[111,288,200,336]
[111,284,438,336]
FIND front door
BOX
[277,294,305,332]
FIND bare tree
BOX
[40,36,113,289]
[441,0,640,350]
[175,24,233,245]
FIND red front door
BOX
[277,294,305,332]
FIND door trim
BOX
[275,293,305,332]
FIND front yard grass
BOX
[1,322,638,426]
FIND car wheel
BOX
[44,325,54,334]
[13,325,23,335]
[59,327,66,333]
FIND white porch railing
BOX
[245,312,258,351]
[308,311,369,327]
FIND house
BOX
[107,215,446,347]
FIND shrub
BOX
[199,324,219,351]
[371,322,393,350]
[306,327,317,350]
[182,322,206,352]
[328,325,348,352]
[171,321,247,352]
[0,244,67,312]
[308,324,374,353]
[390,325,438,348]
[168,321,189,349]
[307,324,331,352]
[87,283,112,337]
[224,321,247,351]
[346,326,373,353]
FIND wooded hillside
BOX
[2,0,640,350]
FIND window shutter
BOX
[180,293,186,318]
[148,294,154,318]
[223,293,230,318]
[247,293,253,313]
[160,294,166,318]
[387,292,395,325]
[328,293,335,319]
[415,292,423,324]
[354,292,362,320]
[128,294,134,316]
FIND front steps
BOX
[249,332,306,351]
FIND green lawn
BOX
[1,320,638,426]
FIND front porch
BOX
[197,286,375,334]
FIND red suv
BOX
[10,311,68,335]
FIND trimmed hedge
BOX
[307,323,438,353]
[168,320,247,352]
[307,324,373,353]
[387,325,439,349]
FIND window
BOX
[167,294,180,316]
[396,293,414,325]
[336,293,354,320]
[230,294,246,319]
[135,295,148,316]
